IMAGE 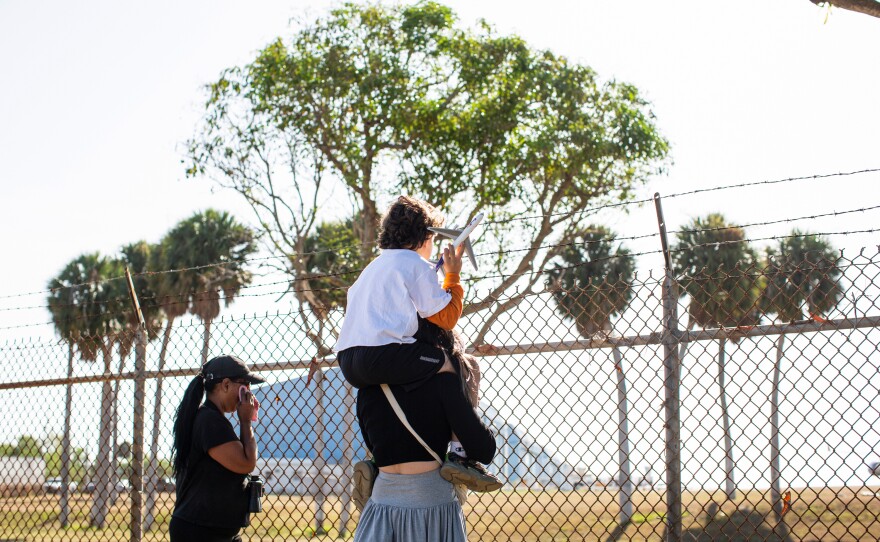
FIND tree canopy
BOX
[673,214,764,329]
[47,253,127,361]
[187,2,669,348]
[761,232,842,322]
[546,226,635,337]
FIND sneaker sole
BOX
[352,462,376,511]
[440,465,503,492]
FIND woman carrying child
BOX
[334,196,501,507]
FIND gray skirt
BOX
[354,469,466,542]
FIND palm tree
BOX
[673,214,764,501]
[761,232,841,524]
[142,210,256,529]
[546,226,635,523]
[143,235,192,531]
[159,209,256,363]
[47,253,126,528]
[111,242,165,514]
[300,218,367,536]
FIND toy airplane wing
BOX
[428,227,478,270]
[428,212,483,271]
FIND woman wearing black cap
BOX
[169,355,265,542]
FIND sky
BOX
[0,0,878,488]
[1,1,879,334]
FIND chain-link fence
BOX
[1,247,879,541]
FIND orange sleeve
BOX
[426,273,463,331]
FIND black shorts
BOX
[169,516,242,542]
[338,342,446,391]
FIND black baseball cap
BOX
[201,355,265,385]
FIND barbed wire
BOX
[460,229,880,289]
[4,168,875,303]
[483,167,880,225]
[2,238,876,333]
[0,249,345,302]
[2,217,878,319]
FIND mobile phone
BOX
[238,385,259,423]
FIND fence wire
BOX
[0,250,879,541]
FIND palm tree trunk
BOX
[90,344,115,528]
[145,318,174,531]
[59,343,74,527]
[717,338,737,500]
[201,318,212,365]
[612,345,633,523]
[770,334,789,536]
[110,343,127,506]
[338,381,355,535]
[312,369,327,535]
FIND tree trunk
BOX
[717,338,737,500]
[770,334,789,537]
[145,318,174,531]
[90,345,116,528]
[312,369,327,535]
[338,381,355,535]
[811,0,880,19]
[358,200,379,262]
[59,343,74,527]
[201,318,212,365]
[612,345,634,523]
[110,343,127,506]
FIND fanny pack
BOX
[242,474,264,527]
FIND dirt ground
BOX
[1,485,878,541]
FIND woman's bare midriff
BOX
[379,461,440,475]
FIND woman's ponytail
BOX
[171,375,206,482]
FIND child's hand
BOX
[442,243,465,275]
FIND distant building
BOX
[0,456,46,496]
[252,368,578,494]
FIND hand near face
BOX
[237,386,257,422]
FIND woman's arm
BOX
[439,374,496,464]
[208,391,258,474]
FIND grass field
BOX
[2,486,879,541]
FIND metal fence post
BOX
[59,341,74,527]
[131,327,146,542]
[125,268,146,542]
[655,193,682,542]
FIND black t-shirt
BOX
[357,373,496,467]
[172,401,248,529]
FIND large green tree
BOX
[187,1,668,352]
[546,226,635,523]
[672,214,764,501]
[47,253,126,528]
[188,6,666,531]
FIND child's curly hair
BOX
[378,196,444,250]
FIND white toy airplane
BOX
[428,212,484,271]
